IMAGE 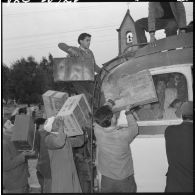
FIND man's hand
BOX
[178,29,186,35]
[149,32,157,47]
[125,104,139,112]
[104,99,116,108]
[23,150,36,156]
[52,117,64,133]
[68,48,79,57]
[23,151,37,160]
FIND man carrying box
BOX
[44,117,84,193]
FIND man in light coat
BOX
[135,2,187,44]
[45,118,84,193]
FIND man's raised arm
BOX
[58,43,79,57]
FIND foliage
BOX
[2,53,96,105]
[2,64,11,102]
[3,54,55,104]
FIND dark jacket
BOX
[34,129,51,178]
[3,134,29,190]
[148,2,187,32]
[165,121,193,192]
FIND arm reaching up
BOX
[58,43,79,57]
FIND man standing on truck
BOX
[58,33,101,74]
[135,2,187,44]
[58,33,101,104]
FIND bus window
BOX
[134,72,188,121]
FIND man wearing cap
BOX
[164,101,193,192]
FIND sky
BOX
[2,2,193,67]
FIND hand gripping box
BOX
[57,94,92,137]
[42,90,69,118]
[11,115,35,151]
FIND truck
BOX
[93,32,193,192]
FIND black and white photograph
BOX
[2,1,193,193]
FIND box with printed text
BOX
[42,90,69,118]
[57,94,91,137]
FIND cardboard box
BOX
[11,115,35,151]
[57,94,91,137]
[42,90,69,118]
[102,70,158,112]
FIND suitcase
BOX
[11,115,35,151]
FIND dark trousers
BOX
[36,170,51,193]
[135,17,178,43]
[36,170,44,193]
[165,172,193,192]
[4,185,29,193]
[101,174,137,193]
[74,159,91,193]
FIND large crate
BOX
[53,48,95,82]
[57,94,91,137]
[102,70,158,111]
[11,115,35,151]
[42,90,69,118]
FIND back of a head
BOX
[18,107,27,115]
[10,115,16,124]
[94,105,113,128]
[35,118,46,130]
[78,33,91,44]
[180,101,193,120]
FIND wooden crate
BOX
[57,94,91,137]
[42,90,69,118]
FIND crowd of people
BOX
[3,98,193,193]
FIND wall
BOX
[131,136,168,192]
